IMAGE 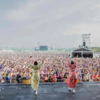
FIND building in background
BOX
[71,33,94,58]
[35,46,48,51]
[39,46,48,51]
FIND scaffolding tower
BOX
[82,33,91,48]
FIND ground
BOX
[0,82,100,100]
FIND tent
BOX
[71,47,94,58]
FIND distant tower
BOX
[38,42,40,48]
[82,33,91,48]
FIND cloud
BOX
[0,0,100,48]
[63,23,100,47]
[4,0,49,21]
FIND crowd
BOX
[0,51,100,83]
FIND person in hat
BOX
[29,57,45,95]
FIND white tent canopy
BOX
[71,47,94,58]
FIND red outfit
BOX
[52,75,57,82]
[90,75,93,80]
[94,74,99,81]
[43,76,49,82]
[66,62,77,88]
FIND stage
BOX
[0,82,100,100]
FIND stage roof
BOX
[73,47,92,52]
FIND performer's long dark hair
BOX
[34,61,38,66]
[71,61,74,65]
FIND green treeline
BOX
[90,47,100,53]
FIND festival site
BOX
[0,0,100,100]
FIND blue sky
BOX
[0,0,100,48]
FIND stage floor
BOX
[0,82,100,100]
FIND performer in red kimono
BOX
[66,61,77,94]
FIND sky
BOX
[0,0,100,48]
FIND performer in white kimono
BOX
[29,57,45,95]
